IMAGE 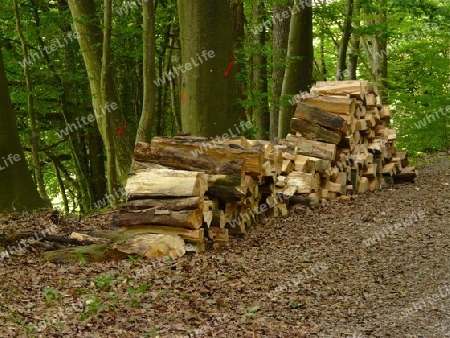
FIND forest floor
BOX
[1,154,450,337]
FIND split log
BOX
[143,137,264,181]
[357,177,369,193]
[355,119,368,131]
[328,182,346,195]
[42,231,187,263]
[118,226,204,242]
[110,234,185,259]
[286,172,313,194]
[113,209,204,230]
[281,159,294,175]
[365,94,377,106]
[125,197,203,211]
[286,134,336,160]
[300,96,355,115]
[135,140,244,177]
[211,210,226,228]
[294,103,345,131]
[126,169,207,199]
[291,118,341,144]
[209,227,229,243]
[289,195,319,207]
[207,175,246,201]
[311,80,368,98]
[380,105,392,120]
[394,167,419,183]
[396,152,409,168]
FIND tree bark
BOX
[136,0,157,143]
[336,0,354,80]
[230,0,247,123]
[360,0,388,102]
[177,0,240,137]
[270,3,291,140]
[13,0,51,205]
[252,2,269,140]
[68,0,134,191]
[0,46,50,212]
[348,0,360,80]
[278,0,314,139]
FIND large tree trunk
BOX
[0,47,50,213]
[13,0,51,205]
[336,0,354,80]
[136,0,156,143]
[270,3,290,141]
[278,0,314,138]
[68,0,134,193]
[177,0,240,137]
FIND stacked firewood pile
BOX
[279,80,417,206]
[113,81,417,252]
[114,136,285,251]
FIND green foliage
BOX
[43,286,60,307]
[77,252,86,266]
[93,274,114,291]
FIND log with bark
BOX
[294,103,346,131]
[41,231,187,263]
[112,208,204,230]
[291,118,342,144]
[126,169,208,199]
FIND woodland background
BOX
[0,0,449,214]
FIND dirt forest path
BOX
[1,155,450,337]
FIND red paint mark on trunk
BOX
[224,51,235,77]
[117,119,127,136]
[180,92,187,104]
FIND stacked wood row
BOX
[115,136,285,251]
[280,80,417,206]
[113,80,417,254]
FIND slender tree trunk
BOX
[319,35,328,80]
[336,0,353,80]
[377,0,388,103]
[360,0,388,102]
[253,3,269,139]
[0,46,50,212]
[34,0,96,212]
[177,0,239,137]
[68,0,134,191]
[136,0,156,143]
[230,0,247,123]
[278,0,314,138]
[348,0,360,80]
[13,0,51,205]
[270,3,291,140]
[100,0,119,206]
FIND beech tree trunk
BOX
[252,2,269,140]
[136,0,157,143]
[68,0,134,195]
[278,0,314,138]
[270,3,291,140]
[336,0,354,80]
[177,0,240,137]
[0,46,50,212]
